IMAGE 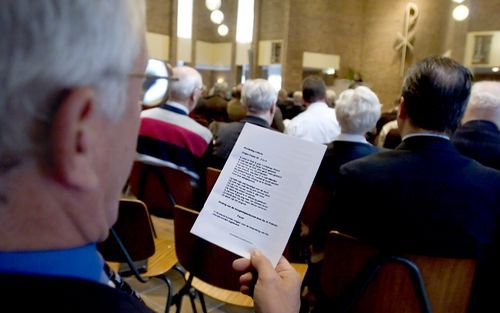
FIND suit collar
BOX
[398,135,456,153]
[241,115,270,128]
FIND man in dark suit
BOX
[0,2,301,312]
[332,56,500,312]
[209,79,277,169]
[452,81,500,170]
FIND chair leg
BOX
[157,275,173,313]
[173,274,196,313]
[198,291,208,313]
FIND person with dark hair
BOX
[285,76,340,144]
[331,56,500,312]
[452,81,500,170]
[227,84,247,122]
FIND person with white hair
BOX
[209,79,277,168]
[452,81,500,170]
[316,86,382,185]
[0,2,301,312]
[137,66,212,183]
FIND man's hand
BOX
[232,250,301,313]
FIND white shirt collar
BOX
[402,132,449,141]
[334,133,369,144]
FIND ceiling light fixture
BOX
[218,24,229,36]
[205,0,221,11]
[492,67,499,73]
[452,4,469,21]
[210,10,224,24]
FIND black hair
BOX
[402,56,473,132]
[302,76,326,103]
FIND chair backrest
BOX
[98,199,155,262]
[319,230,476,313]
[128,161,194,218]
[300,182,332,236]
[173,204,242,291]
[205,166,222,195]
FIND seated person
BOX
[285,76,340,144]
[332,56,500,312]
[452,81,500,170]
[226,84,247,122]
[316,86,382,185]
[209,79,277,168]
[136,66,212,183]
[0,2,301,312]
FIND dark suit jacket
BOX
[316,140,381,185]
[209,116,270,169]
[333,136,500,256]
[452,120,500,171]
[0,273,154,312]
[332,136,500,312]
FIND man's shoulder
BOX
[0,273,154,313]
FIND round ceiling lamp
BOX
[205,0,221,11]
[218,24,229,36]
[492,67,500,73]
[452,5,469,21]
[210,10,224,24]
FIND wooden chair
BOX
[297,182,333,261]
[318,230,477,313]
[98,199,179,313]
[128,161,195,218]
[205,167,222,196]
[172,204,308,313]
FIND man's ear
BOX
[50,87,99,190]
[398,96,407,119]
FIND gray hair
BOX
[169,66,203,101]
[213,82,228,96]
[464,81,500,128]
[0,0,145,161]
[336,86,381,134]
[241,79,277,113]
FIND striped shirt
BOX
[136,102,212,181]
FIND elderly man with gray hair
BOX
[452,81,500,170]
[316,85,382,185]
[137,65,212,183]
[209,79,277,168]
[0,1,302,312]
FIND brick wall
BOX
[145,0,499,108]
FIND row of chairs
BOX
[113,162,477,313]
[100,163,307,313]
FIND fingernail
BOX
[251,249,261,257]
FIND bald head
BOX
[462,81,500,129]
[169,66,203,106]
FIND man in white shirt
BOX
[285,76,340,144]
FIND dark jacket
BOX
[452,120,500,171]
[209,116,270,169]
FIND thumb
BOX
[250,250,275,279]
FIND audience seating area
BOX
[107,163,482,313]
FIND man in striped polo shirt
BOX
[136,66,212,184]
